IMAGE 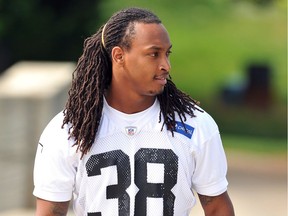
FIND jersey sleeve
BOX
[191,112,228,196]
[33,112,77,202]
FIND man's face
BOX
[121,22,172,97]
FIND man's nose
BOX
[159,58,171,72]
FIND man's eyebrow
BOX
[146,44,173,51]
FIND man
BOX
[33,7,234,216]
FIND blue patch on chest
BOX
[174,121,194,139]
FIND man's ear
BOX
[111,46,124,64]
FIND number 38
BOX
[86,148,178,216]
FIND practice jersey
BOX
[33,98,228,216]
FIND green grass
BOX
[98,1,286,101]
[169,4,286,102]
[97,1,287,142]
[222,135,287,155]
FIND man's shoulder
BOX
[179,106,216,127]
[40,111,69,140]
[172,107,219,141]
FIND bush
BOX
[0,0,103,72]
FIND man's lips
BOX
[154,73,169,85]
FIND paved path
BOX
[0,150,286,216]
[191,150,287,216]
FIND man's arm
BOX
[35,198,70,216]
[198,191,235,216]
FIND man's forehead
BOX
[133,22,165,32]
[131,23,171,47]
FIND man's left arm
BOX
[198,191,235,216]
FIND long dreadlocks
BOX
[62,7,201,157]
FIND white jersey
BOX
[33,99,228,216]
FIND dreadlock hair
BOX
[62,7,202,158]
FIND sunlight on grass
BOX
[222,134,287,154]
[98,0,287,140]
[98,1,286,102]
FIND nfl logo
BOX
[125,126,137,136]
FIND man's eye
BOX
[167,51,172,57]
[150,52,158,57]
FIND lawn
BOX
[222,134,287,155]
[97,1,287,141]
[98,0,286,101]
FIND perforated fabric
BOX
[33,99,228,216]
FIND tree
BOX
[0,0,103,72]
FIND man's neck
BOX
[104,89,156,114]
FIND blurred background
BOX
[0,0,286,215]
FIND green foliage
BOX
[0,0,103,70]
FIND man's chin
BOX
[148,87,165,96]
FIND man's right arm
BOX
[35,198,70,216]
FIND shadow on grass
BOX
[201,95,286,140]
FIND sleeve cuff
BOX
[194,177,228,196]
[33,187,72,202]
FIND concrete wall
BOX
[0,61,75,211]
